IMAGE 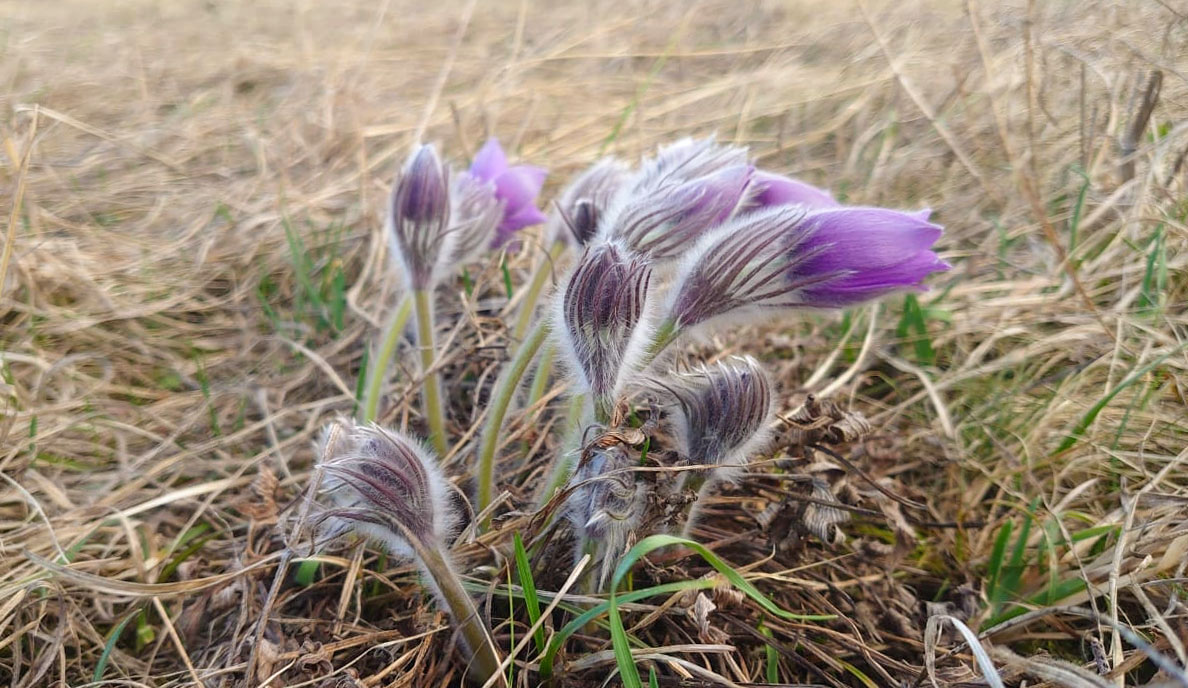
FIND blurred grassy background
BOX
[2,0,1186,685]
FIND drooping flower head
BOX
[658,356,775,479]
[554,242,654,421]
[314,421,456,557]
[748,170,839,211]
[468,138,547,247]
[661,205,949,341]
[387,144,452,290]
[546,157,631,246]
[565,444,645,588]
[599,164,753,263]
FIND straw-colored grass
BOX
[2,0,1186,685]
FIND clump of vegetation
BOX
[2,2,1186,686]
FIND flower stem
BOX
[643,317,681,364]
[415,541,503,685]
[524,342,556,412]
[361,295,414,423]
[535,392,587,507]
[511,240,565,342]
[475,318,551,525]
[413,288,448,456]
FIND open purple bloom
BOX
[469,138,547,247]
[554,242,654,421]
[387,144,451,290]
[600,164,753,262]
[663,205,948,338]
[749,170,839,211]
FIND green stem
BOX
[416,542,503,685]
[414,289,447,456]
[643,317,681,364]
[511,240,565,342]
[475,318,551,525]
[361,295,414,423]
[525,342,556,411]
[535,392,588,507]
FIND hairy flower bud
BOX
[446,172,504,267]
[660,356,775,478]
[565,444,645,588]
[554,242,654,421]
[600,164,753,262]
[547,158,630,246]
[315,421,455,557]
[633,137,749,191]
[663,205,949,338]
[387,145,452,290]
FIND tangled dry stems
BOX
[2,0,1186,686]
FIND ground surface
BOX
[2,0,1186,686]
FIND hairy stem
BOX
[475,318,551,524]
[361,295,414,422]
[414,288,448,456]
[524,341,557,411]
[511,240,565,342]
[415,542,503,685]
[535,392,588,507]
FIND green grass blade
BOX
[1054,347,1182,453]
[513,533,546,654]
[93,609,139,681]
[609,584,644,688]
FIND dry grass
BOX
[2,0,1187,685]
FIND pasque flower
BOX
[387,144,452,291]
[600,164,753,262]
[447,171,505,267]
[565,444,646,588]
[632,137,749,191]
[748,170,839,211]
[468,138,547,247]
[658,205,949,344]
[660,356,775,479]
[314,420,501,683]
[554,242,654,422]
[547,157,630,246]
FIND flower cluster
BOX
[310,133,949,685]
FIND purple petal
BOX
[753,171,839,210]
[469,138,509,182]
[800,207,943,274]
[493,165,546,209]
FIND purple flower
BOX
[387,144,451,290]
[469,138,547,247]
[315,421,455,557]
[601,164,753,262]
[547,157,630,246]
[795,207,951,306]
[663,205,948,338]
[749,170,839,211]
[633,137,749,191]
[554,242,654,421]
[657,356,774,475]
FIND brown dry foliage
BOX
[2,0,1187,686]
